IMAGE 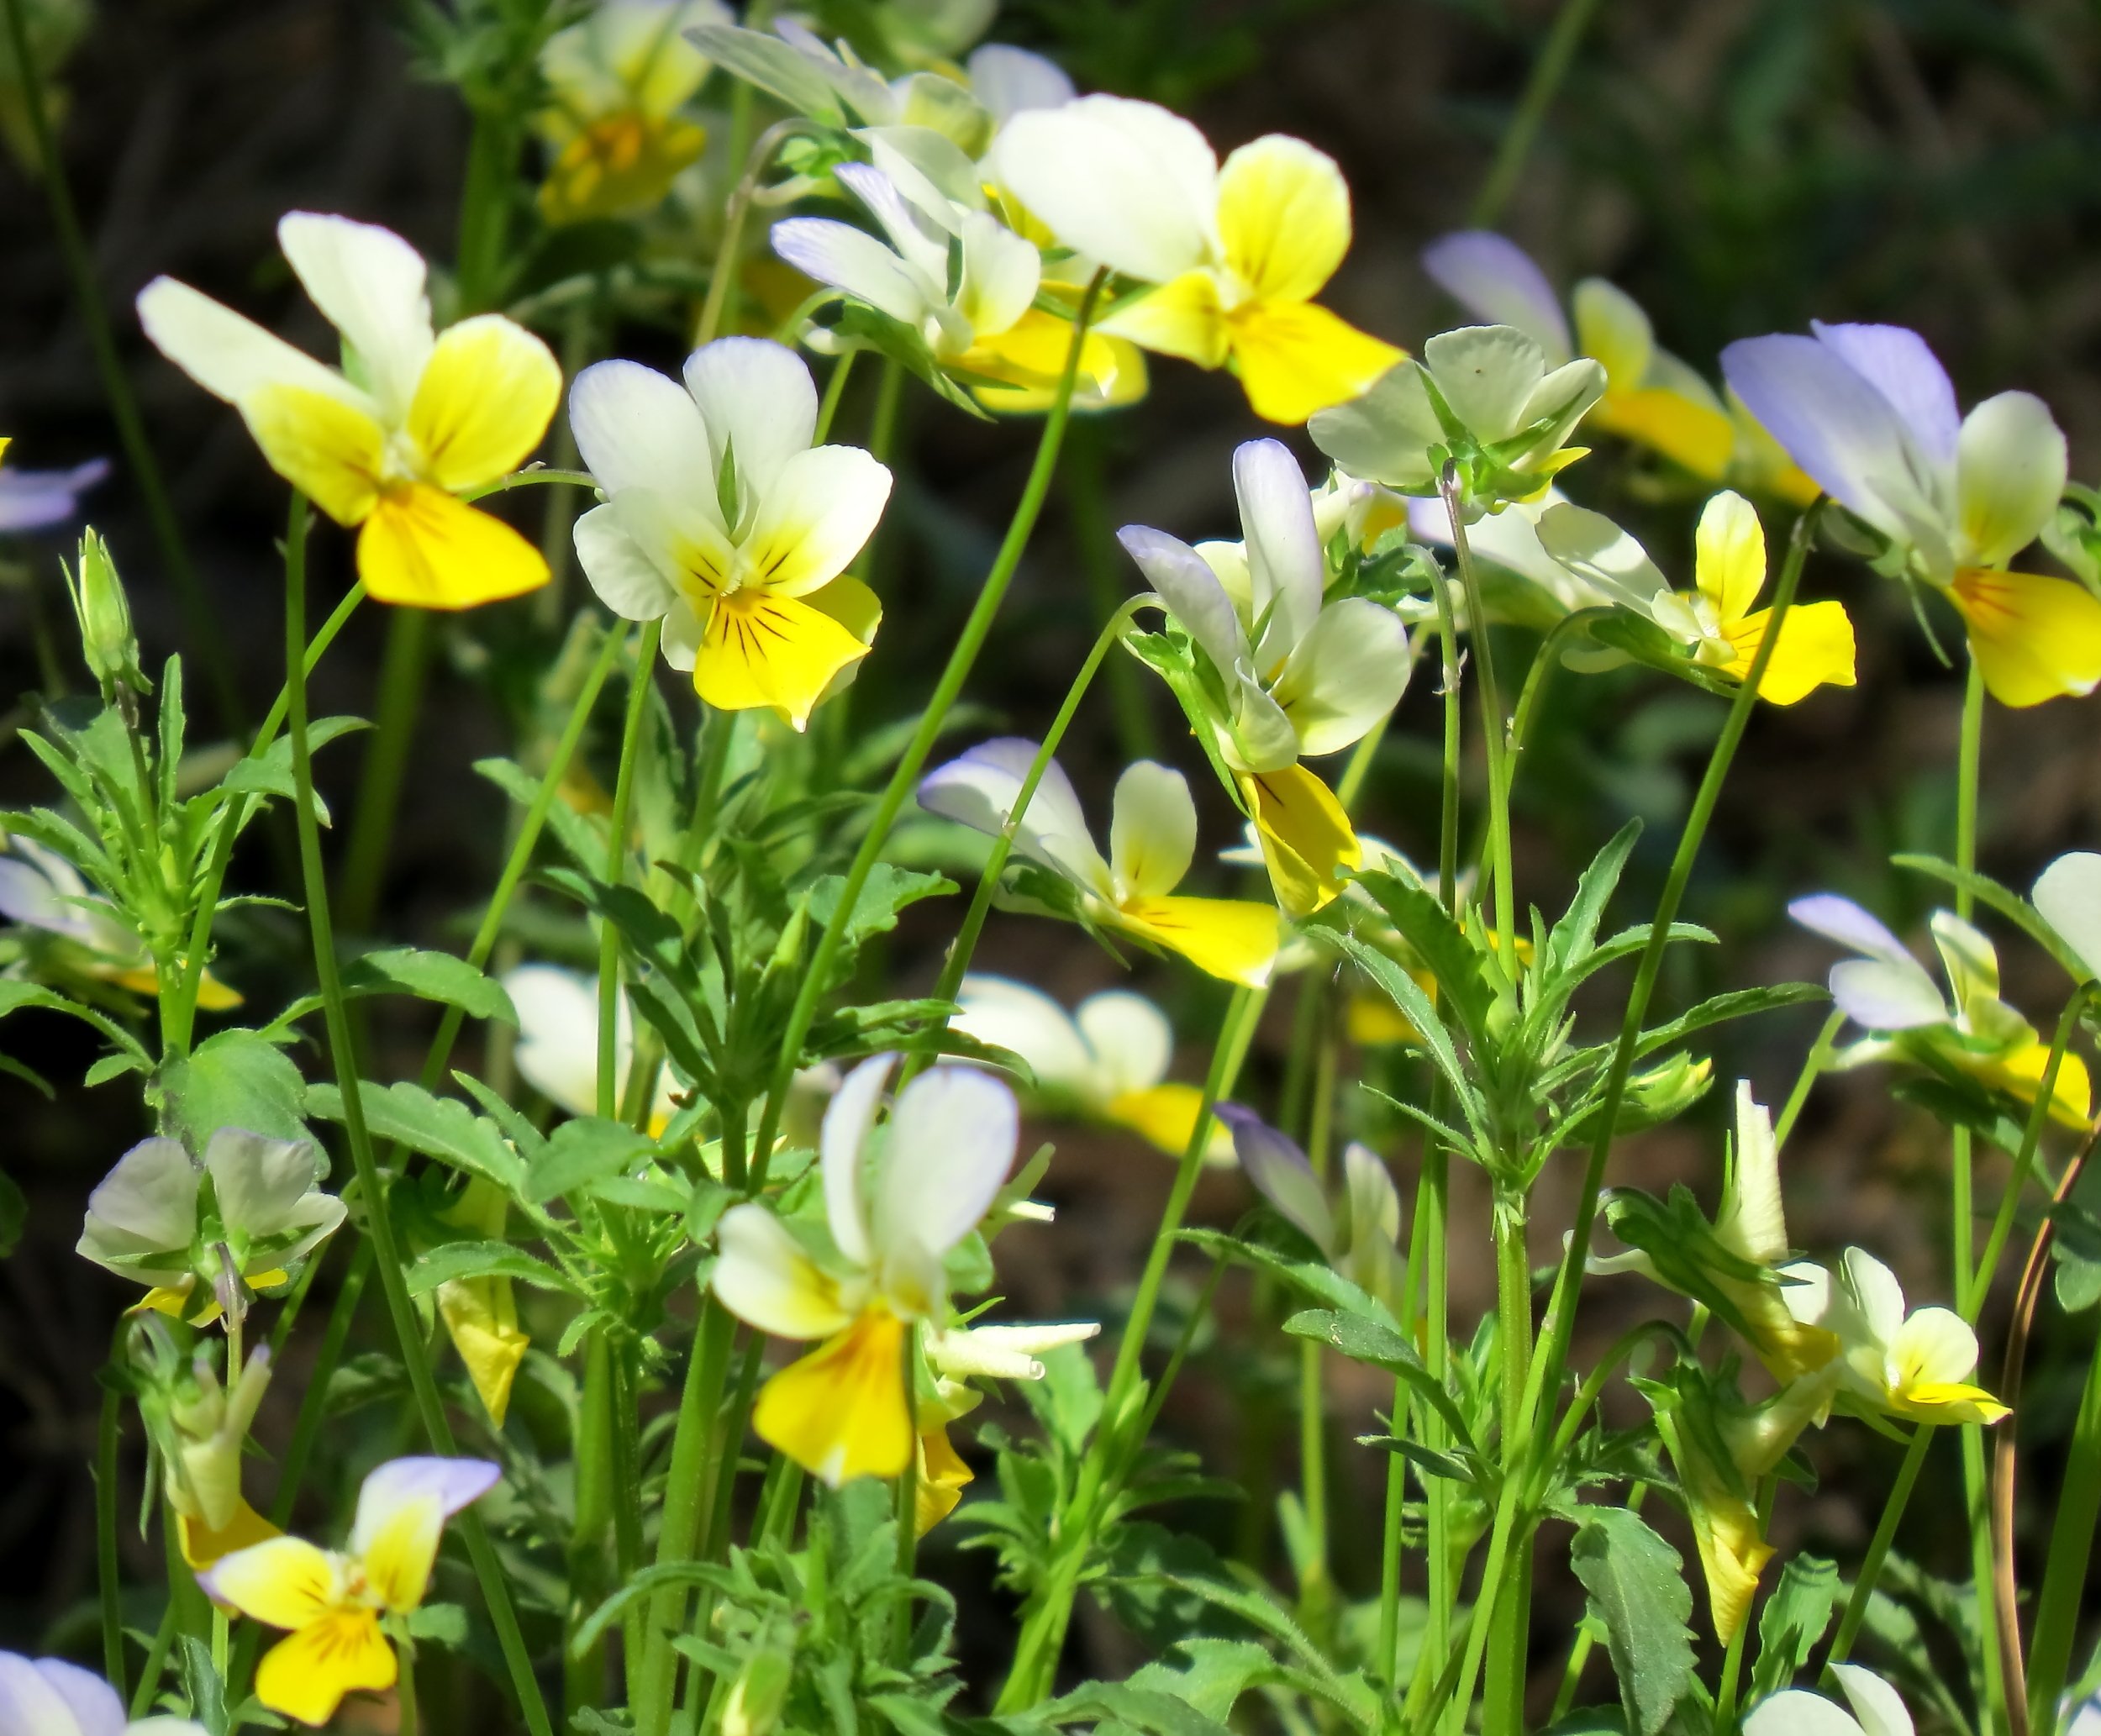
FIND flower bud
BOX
[65,529,145,696]
[720,1649,792,1736]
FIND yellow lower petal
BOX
[255,1612,396,1728]
[194,968,244,1010]
[1103,270,1231,369]
[914,1426,974,1537]
[1226,298,1406,425]
[692,586,875,730]
[1119,894,1281,987]
[1951,567,2101,708]
[752,1311,913,1486]
[1593,386,1735,480]
[1967,1039,2093,1128]
[202,1535,345,1629]
[1688,1491,1773,1647]
[1106,1083,1236,1164]
[1720,599,1857,704]
[240,383,382,528]
[1898,1380,2011,1425]
[358,482,550,609]
[965,311,1147,411]
[1237,765,1361,917]
[437,1276,530,1428]
[538,112,708,225]
[182,1499,282,1571]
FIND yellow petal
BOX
[1899,1381,2011,1425]
[199,1535,345,1629]
[182,1500,282,1571]
[1593,386,1735,479]
[240,383,382,527]
[752,1312,914,1486]
[914,1426,974,1537]
[692,588,874,730]
[1719,600,1856,705]
[437,1276,530,1427]
[539,113,708,225]
[1119,894,1280,987]
[255,1613,395,1728]
[407,314,561,492]
[1106,1083,1235,1164]
[1237,764,1361,916]
[356,1492,445,1614]
[1214,134,1351,305]
[357,482,550,609]
[1102,270,1231,369]
[1693,490,1767,625]
[1227,297,1405,426]
[194,968,245,1011]
[1688,1492,1773,1648]
[1951,567,2101,708]
[1345,987,1422,1048]
[1966,1039,2093,1129]
[962,309,1145,409]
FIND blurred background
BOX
[3,0,2100,1718]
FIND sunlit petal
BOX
[752,1312,913,1485]
[357,483,550,608]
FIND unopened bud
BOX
[66,529,146,696]
[720,1650,792,1736]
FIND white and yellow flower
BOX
[138,213,560,608]
[1538,489,1856,705]
[914,1318,1099,1532]
[569,337,891,729]
[0,1653,205,1736]
[711,1055,1019,1484]
[917,740,1281,986]
[199,1456,501,1727]
[1792,892,2092,1126]
[990,97,1402,423]
[1221,1107,1403,1307]
[534,0,728,225]
[151,1343,282,1570]
[950,974,1231,1161]
[503,962,681,1129]
[1724,320,2101,706]
[1119,439,1411,913]
[1745,1666,1914,1736]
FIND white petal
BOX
[835,160,952,283]
[876,1066,1019,1269]
[1233,439,1324,665]
[860,127,986,223]
[1307,360,1443,490]
[1424,324,1547,443]
[1271,597,1412,758]
[821,1054,895,1265]
[1891,1306,1980,1388]
[953,976,1094,1097]
[574,502,679,620]
[570,359,716,507]
[2035,851,2101,981]
[1341,1141,1402,1250]
[916,739,1111,894]
[0,1654,91,1736]
[1719,1081,1788,1265]
[82,1138,198,1256]
[1840,1247,1907,1349]
[1928,911,2000,1013]
[739,444,892,597]
[771,215,936,328]
[661,597,704,671]
[991,95,1215,283]
[1119,524,1252,681]
[1419,231,1572,366]
[1830,1666,1914,1736]
[1075,990,1172,1098]
[135,277,358,411]
[0,855,92,939]
[682,337,817,497]
[1777,1259,1834,1330]
[1955,389,2067,569]
[712,1203,855,1339]
[203,1128,322,1240]
[957,209,1041,338]
[1828,959,1948,1032]
[33,1658,123,1736]
[1534,502,1670,613]
[503,965,619,1118]
[1108,760,1197,899]
[1743,1689,1868,1736]
[276,212,434,423]
[350,1455,499,1558]
[968,43,1075,126]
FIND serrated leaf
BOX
[404,1239,578,1298]
[808,863,956,950]
[160,1027,308,1145]
[1568,1507,1697,1736]
[341,947,517,1024]
[306,1080,524,1193]
[1549,819,1644,976]
[1748,1553,1839,1703]
[1283,1308,1473,1449]
[526,1118,655,1204]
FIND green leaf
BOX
[1567,1507,1697,1736]
[405,1602,467,1645]
[1892,852,2077,976]
[340,948,518,1024]
[305,1080,524,1193]
[525,1118,655,1205]
[1346,868,1496,1037]
[403,1239,579,1298]
[1630,983,1827,1060]
[220,716,368,823]
[808,864,956,951]
[1547,818,1643,976]
[1311,929,1487,1139]
[1748,1553,1839,1703]
[160,1027,308,1145]
[473,756,603,871]
[1282,1308,1474,1449]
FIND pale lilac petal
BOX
[1419,231,1571,365]
[916,739,1110,894]
[1810,321,1959,469]
[0,458,110,533]
[1220,1104,1334,1254]
[349,1455,499,1556]
[1787,892,1911,965]
[1721,334,1917,529]
[34,1659,123,1736]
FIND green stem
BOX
[127,1598,177,1719]
[745,274,1107,1189]
[1484,1192,1535,1736]
[567,1330,618,1716]
[96,1372,125,1697]
[2024,1321,2101,1730]
[1826,1430,1929,1663]
[1066,417,1157,762]
[599,623,663,1118]
[1440,467,1515,959]
[814,350,858,445]
[340,608,434,936]
[1,0,240,732]
[1774,1009,1846,1148]
[454,106,518,313]
[1296,1007,1338,1624]
[280,494,553,1736]
[1468,0,1609,229]
[693,117,808,350]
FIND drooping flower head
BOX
[918,741,1280,986]
[200,1457,501,1727]
[138,213,559,608]
[991,97,1403,423]
[1119,439,1412,913]
[1791,892,2092,1126]
[570,337,892,729]
[0,1653,205,1736]
[534,1,726,225]
[124,1317,280,1568]
[1221,1107,1403,1308]
[1723,321,2101,706]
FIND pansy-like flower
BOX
[1745,1665,1914,1736]
[534,0,727,225]
[1222,1107,1403,1307]
[1309,324,1606,512]
[914,1319,1100,1532]
[569,337,891,729]
[125,1324,283,1570]
[503,962,680,1130]
[0,1653,205,1736]
[1723,321,2101,706]
[2035,850,2101,992]
[78,1128,344,1323]
[918,741,1280,987]
[0,835,240,1008]
[200,1457,500,1727]
[432,1176,531,1429]
[1779,1247,2008,1427]
[1645,1368,1775,1647]
[711,1055,1019,1484]
[1538,489,1856,704]
[1791,892,2092,1127]
[951,974,1231,1161]
[771,161,1136,409]
[1119,439,1411,914]
[0,448,106,533]
[138,213,559,608]
[990,97,1402,423]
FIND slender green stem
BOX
[814,350,858,445]
[1484,1192,1535,1736]
[1775,1009,1846,1147]
[1,0,240,732]
[280,494,553,1736]
[745,275,1107,1189]
[96,1372,125,1697]
[453,105,518,314]
[1468,0,1609,229]
[1827,1430,1929,1663]
[1440,469,1515,958]
[1294,1003,1339,1626]
[398,1640,421,1736]
[340,608,434,936]
[1972,994,2085,1314]
[568,1330,618,1716]
[1066,417,1157,762]
[599,623,663,1118]
[464,467,599,500]
[2023,1303,2101,1729]
[693,117,808,351]
[127,1598,177,1719]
